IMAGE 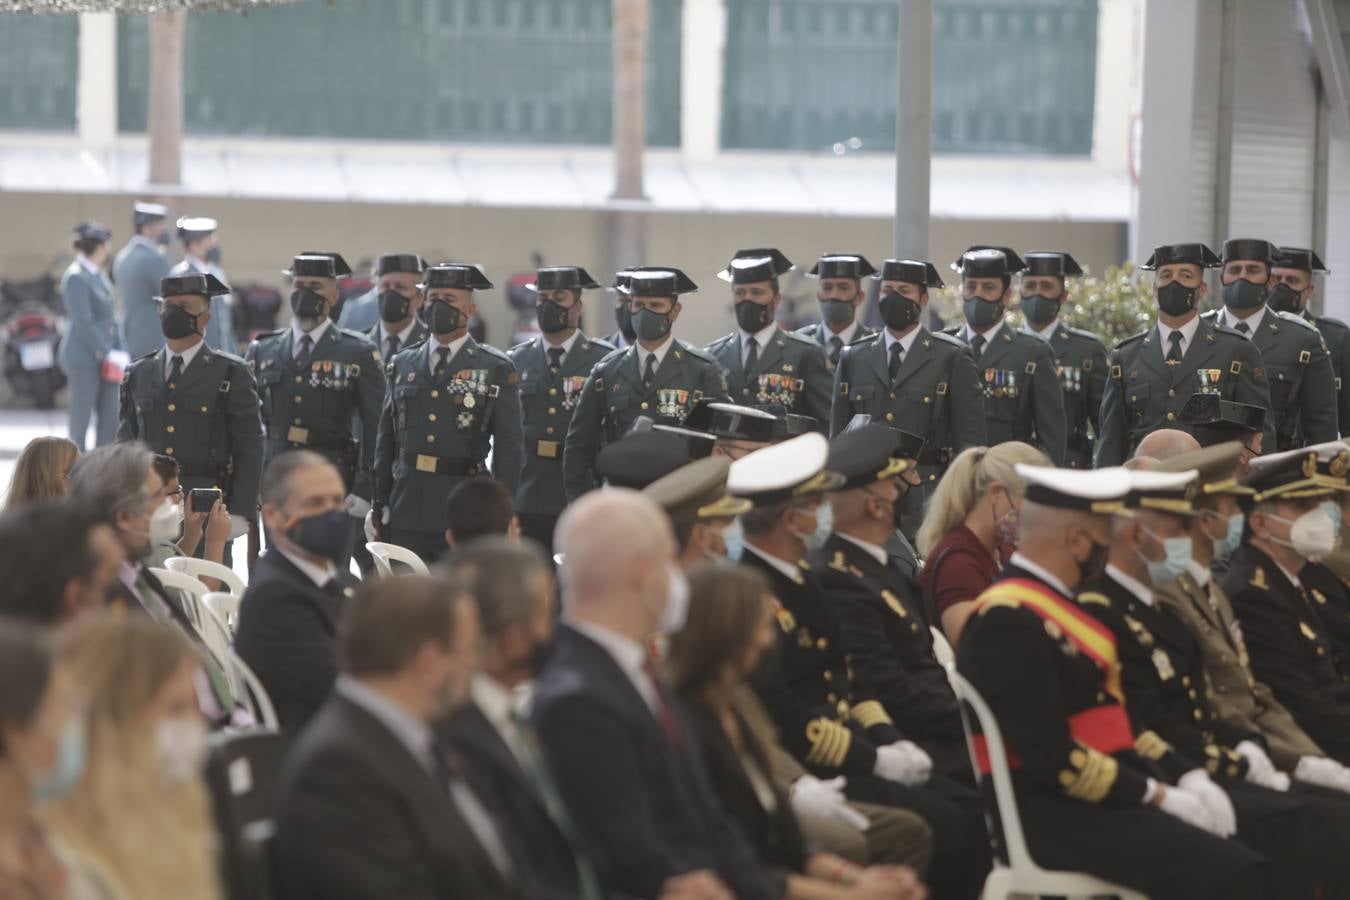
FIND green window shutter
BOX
[0,14,78,131]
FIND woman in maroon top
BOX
[916,442,1047,645]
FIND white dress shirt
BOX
[965,319,1007,351]
[378,319,418,353]
[636,334,675,377]
[470,673,527,766]
[1185,559,1212,588]
[743,543,806,584]
[1025,319,1060,340]
[1158,315,1201,358]
[427,333,470,371]
[822,318,862,346]
[1105,563,1156,607]
[740,322,779,367]
[164,339,205,380]
[275,544,338,587]
[540,329,581,365]
[883,323,923,359]
[291,316,332,359]
[1008,551,1073,598]
[1221,304,1267,337]
[568,619,660,714]
[838,532,889,566]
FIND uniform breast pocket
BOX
[849,385,878,414]
[1264,365,1294,407]
[255,369,282,400]
[392,382,421,428]
[896,388,935,432]
[133,394,159,432]
[1124,382,1151,425]
[604,393,632,439]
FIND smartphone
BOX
[189,487,223,513]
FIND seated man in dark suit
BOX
[443,537,601,900]
[0,500,122,626]
[275,572,519,899]
[532,488,778,900]
[235,450,358,735]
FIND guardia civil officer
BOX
[118,273,263,548]
[113,201,173,359]
[562,266,729,501]
[245,252,385,559]
[58,221,122,451]
[1096,242,1275,466]
[602,268,636,349]
[1202,239,1336,451]
[507,265,614,555]
[373,264,522,562]
[947,245,1066,465]
[1270,247,1350,439]
[829,259,985,541]
[705,248,832,426]
[1018,250,1107,468]
[169,217,236,354]
[364,253,429,361]
[797,253,879,369]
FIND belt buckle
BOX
[287,426,309,444]
[536,440,559,459]
[415,454,438,474]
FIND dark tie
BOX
[295,334,312,368]
[1234,321,1250,336]
[745,336,759,373]
[828,335,844,365]
[435,347,450,376]
[971,334,986,357]
[643,353,657,389]
[385,335,401,360]
[547,346,564,378]
[641,658,682,747]
[1166,330,1184,363]
[888,341,903,381]
[167,354,183,387]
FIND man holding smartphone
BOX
[119,273,265,562]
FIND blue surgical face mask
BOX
[1321,501,1342,540]
[31,717,87,803]
[1141,527,1192,584]
[790,501,834,553]
[721,519,745,563]
[1214,512,1244,559]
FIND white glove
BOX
[788,775,869,831]
[1178,770,1238,837]
[1294,755,1350,792]
[227,514,249,541]
[1151,779,1220,835]
[345,493,372,518]
[873,742,930,786]
[1236,741,1290,792]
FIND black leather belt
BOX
[400,450,481,476]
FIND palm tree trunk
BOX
[147,9,185,188]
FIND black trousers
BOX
[384,527,448,568]
[516,512,559,562]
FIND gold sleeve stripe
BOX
[1057,741,1118,802]
[850,700,893,730]
[805,718,853,768]
[1134,730,1171,761]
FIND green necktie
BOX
[138,572,236,716]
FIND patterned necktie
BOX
[1167,330,1184,363]
[435,347,450,376]
[295,334,312,368]
[643,352,657,389]
[168,355,183,387]
[385,335,401,360]
[971,334,986,357]
[745,336,759,373]
[547,346,564,378]
[888,341,903,381]
[829,336,844,366]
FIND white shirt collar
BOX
[1186,559,1212,587]
[165,339,205,376]
[274,545,338,587]
[838,532,888,566]
[1008,551,1072,598]
[540,330,581,356]
[883,324,922,356]
[822,319,860,345]
[1025,319,1059,340]
[1271,557,1302,589]
[76,255,102,276]
[1222,304,1267,335]
[743,542,806,584]
[568,619,658,713]
[1106,563,1156,607]
[968,318,1006,343]
[470,673,527,763]
[428,332,471,367]
[1158,314,1200,351]
[637,335,675,373]
[336,675,433,771]
[291,316,332,353]
[379,319,417,346]
[185,255,210,273]
[741,321,779,355]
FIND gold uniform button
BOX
[200,405,208,413]
[548,407,557,415]
[816,637,827,650]
[166,425,175,434]
[165,447,174,455]
[885,412,894,421]
[167,403,176,412]
[428,414,437,422]
[890,392,896,399]
[294,376,303,384]
[293,418,302,425]
[546,426,555,435]
[427,435,436,444]
[640,402,649,410]
[549,388,558,396]
[294,396,303,404]
[741,388,750,396]
[1168,388,1175,397]
[431,390,440,398]
[823,671,833,681]
[1166,412,1175,421]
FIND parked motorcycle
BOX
[1,266,67,410]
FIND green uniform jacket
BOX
[365,320,430,362]
[244,324,386,498]
[1155,570,1323,771]
[1095,318,1275,467]
[374,335,523,534]
[946,323,1067,465]
[705,327,832,426]
[562,339,730,501]
[508,333,615,517]
[118,343,264,518]
[1027,322,1108,469]
[1202,309,1337,450]
[1307,312,1350,435]
[796,321,878,374]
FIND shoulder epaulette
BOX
[1114,330,1148,350]
[706,332,736,350]
[1313,314,1350,333]
[1210,321,1245,340]
[336,327,375,343]
[475,341,511,362]
[778,329,817,349]
[679,343,719,364]
[847,332,879,348]
[583,336,616,353]
[507,339,532,354]
[254,328,285,340]
[215,349,250,367]
[828,551,850,573]
[941,325,962,337]
[930,330,967,349]
[1077,591,1111,606]
[1063,325,1107,346]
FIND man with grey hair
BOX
[532,488,775,900]
[236,450,358,736]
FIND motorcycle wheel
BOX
[30,370,56,410]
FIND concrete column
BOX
[893,0,933,260]
[681,0,724,159]
[77,12,117,148]
[1090,0,1144,177]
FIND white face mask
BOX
[1268,508,1338,561]
[155,716,208,784]
[655,564,690,635]
[149,501,184,547]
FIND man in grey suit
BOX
[58,221,124,451]
[170,216,236,355]
[113,201,173,360]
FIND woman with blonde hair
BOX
[43,613,220,900]
[5,437,78,509]
[916,442,1048,646]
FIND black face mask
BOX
[1075,537,1111,587]
[156,230,172,248]
[878,291,921,331]
[821,298,856,327]
[290,287,328,320]
[428,299,464,335]
[1021,294,1061,326]
[633,307,673,343]
[615,303,636,342]
[1156,281,1198,317]
[735,299,775,333]
[377,289,412,323]
[204,245,222,265]
[1222,279,1268,310]
[159,303,201,340]
[285,509,349,563]
[517,633,556,679]
[1267,282,1304,314]
[537,299,572,334]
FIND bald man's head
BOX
[1134,429,1200,461]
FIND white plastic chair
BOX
[149,566,207,632]
[195,601,241,700]
[165,556,246,598]
[930,625,956,669]
[228,650,279,732]
[365,541,429,576]
[947,667,1147,900]
[202,590,241,635]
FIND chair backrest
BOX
[202,730,285,900]
[202,590,242,634]
[229,650,279,732]
[930,625,956,668]
[165,556,247,598]
[195,601,242,701]
[946,667,1038,875]
[148,566,207,632]
[365,541,429,576]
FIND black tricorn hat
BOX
[1140,242,1222,271]
[1221,238,1276,266]
[840,414,927,460]
[159,272,229,298]
[877,259,945,288]
[374,253,427,277]
[628,266,698,297]
[1180,393,1266,445]
[718,248,794,285]
[1275,246,1329,274]
[953,245,1026,277]
[285,251,353,279]
[651,424,717,459]
[683,400,779,444]
[419,264,493,291]
[530,266,602,292]
[610,268,636,294]
[594,430,693,490]
[1021,251,1084,277]
[809,253,877,280]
